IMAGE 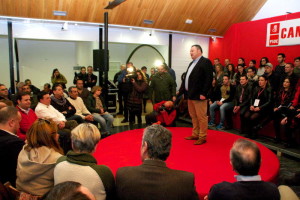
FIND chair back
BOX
[0,182,10,200]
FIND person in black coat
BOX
[243,75,273,138]
[206,139,280,200]
[0,106,25,186]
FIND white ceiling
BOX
[252,0,300,21]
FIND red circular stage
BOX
[94,127,279,199]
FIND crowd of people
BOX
[0,47,299,199]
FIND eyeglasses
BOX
[0,88,8,91]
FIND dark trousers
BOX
[123,93,129,120]
[118,91,124,113]
[129,111,142,124]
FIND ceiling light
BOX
[53,11,67,16]
[185,19,193,24]
[143,20,154,24]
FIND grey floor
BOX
[106,118,300,197]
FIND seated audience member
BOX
[0,83,11,100]
[257,57,269,76]
[233,75,252,135]
[54,123,115,200]
[116,125,199,200]
[67,86,94,122]
[248,59,256,68]
[145,101,176,127]
[42,181,95,200]
[22,84,38,109]
[51,84,83,124]
[281,84,300,148]
[237,57,246,67]
[224,63,235,85]
[294,57,300,78]
[35,91,77,153]
[76,79,90,104]
[264,62,280,94]
[208,75,235,130]
[86,66,98,89]
[205,139,280,200]
[273,78,295,144]
[214,64,224,86]
[127,70,148,124]
[51,68,67,89]
[25,79,40,95]
[233,64,246,85]
[86,86,114,135]
[16,92,38,140]
[10,82,25,105]
[0,106,24,186]
[73,66,87,86]
[243,76,272,138]
[42,83,52,94]
[246,66,259,87]
[280,63,299,89]
[16,119,63,196]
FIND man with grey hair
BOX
[205,139,280,200]
[116,125,199,200]
[0,106,25,186]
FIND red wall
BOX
[209,12,300,67]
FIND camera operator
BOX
[145,101,177,126]
[117,62,136,123]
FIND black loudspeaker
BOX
[93,49,109,71]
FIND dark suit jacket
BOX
[179,56,213,100]
[116,160,199,200]
[0,129,24,186]
[208,181,280,200]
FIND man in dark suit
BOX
[0,106,25,186]
[180,44,213,145]
[205,139,280,200]
[116,125,199,200]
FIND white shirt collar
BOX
[235,175,261,182]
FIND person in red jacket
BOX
[145,101,176,126]
[16,92,37,140]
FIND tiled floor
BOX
[107,106,300,197]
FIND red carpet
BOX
[94,127,279,199]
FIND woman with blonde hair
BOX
[86,86,114,136]
[54,123,115,200]
[16,119,63,197]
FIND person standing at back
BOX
[180,44,213,145]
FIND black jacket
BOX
[179,56,213,100]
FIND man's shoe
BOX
[121,119,128,123]
[184,135,199,140]
[216,123,225,130]
[194,139,207,145]
[208,121,215,127]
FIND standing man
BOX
[86,66,97,89]
[275,53,286,77]
[181,45,213,145]
[294,57,300,78]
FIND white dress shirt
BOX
[35,102,66,123]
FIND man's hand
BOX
[217,101,223,106]
[58,121,65,129]
[85,115,94,121]
[250,106,255,111]
[200,95,206,100]
[100,108,104,114]
[233,106,240,113]
[254,107,260,112]
[172,96,176,102]
[274,108,278,112]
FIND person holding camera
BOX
[117,62,135,123]
[127,70,148,124]
[145,101,176,126]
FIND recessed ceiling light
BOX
[53,11,67,16]
[185,19,193,24]
[208,28,217,32]
[143,20,154,24]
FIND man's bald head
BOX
[230,139,261,176]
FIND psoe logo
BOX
[269,35,279,46]
[270,23,280,34]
